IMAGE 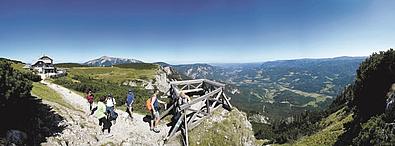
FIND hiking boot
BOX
[153,128,160,133]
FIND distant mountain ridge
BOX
[83,56,143,67]
[170,56,366,120]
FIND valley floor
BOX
[38,81,173,146]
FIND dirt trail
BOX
[41,81,173,146]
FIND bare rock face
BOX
[154,72,170,93]
[163,66,173,75]
[248,114,270,124]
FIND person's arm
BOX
[151,96,156,111]
[113,98,116,108]
[158,99,167,109]
[185,95,191,102]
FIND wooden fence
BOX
[161,79,232,146]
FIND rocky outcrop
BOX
[248,114,270,124]
[6,130,28,146]
[154,72,170,93]
[189,108,260,146]
[121,67,171,93]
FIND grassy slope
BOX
[11,63,29,73]
[68,67,157,84]
[31,82,75,110]
[277,108,353,146]
[53,66,160,114]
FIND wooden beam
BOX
[179,88,221,110]
[222,92,233,109]
[165,113,185,141]
[170,79,205,85]
[196,82,203,88]
[210,90,222,110]
[160,103,175,119]
[190,84,197,89]
[180,84,188,90]
[187,112,198,126]
[206,97,210,114]
[184,112,189,146]
[180,88,204,94]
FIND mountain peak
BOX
[84,56,143,67]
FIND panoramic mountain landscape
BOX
[3,50,395,146]
[171,57,365,120]
[2,0,395,146]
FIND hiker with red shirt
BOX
[86,90,94,112]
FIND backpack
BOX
[146,98,152,111]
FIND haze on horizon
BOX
[1,0,395,64]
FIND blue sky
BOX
[0,0,395,64]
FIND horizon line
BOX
[5,55,367,65]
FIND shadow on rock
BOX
[0,96,66,146]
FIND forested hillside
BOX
[172,57,364,121]
[0,60,64,145]
[257,49,395,145]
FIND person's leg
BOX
[99,117,104,126]
[152,111,161,133]
[150,110,154,130]
[99,118,105,133]
[91,106,97,115]
[126,105,132,119]
[154,111,160,127]
[103,117,109,131]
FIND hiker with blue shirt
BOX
[126,89,135,120]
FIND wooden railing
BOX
[161,79,232,146]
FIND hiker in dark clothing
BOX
[126,89,135,120]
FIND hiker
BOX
[126,89,135,120]
[172,91,191,124]
[86,90,94,111]
[106,94,118,124]
[148,90,166,133]
[179,91,191,103]
[95,96,112,136]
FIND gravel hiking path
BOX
[40,81,174,146]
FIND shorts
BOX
[151,110,160,120]
[127,100,134,108]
